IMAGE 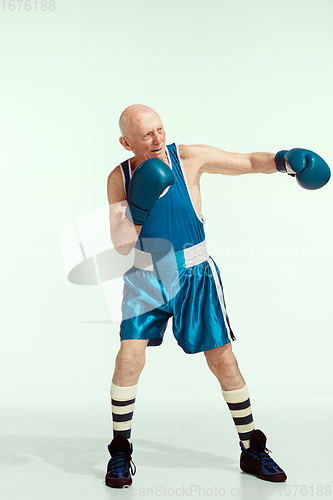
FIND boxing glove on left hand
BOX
[125,158,176,225]
[275,148,331,190]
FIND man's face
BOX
[122,110,167,163]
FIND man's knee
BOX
[115,339,149,375]
[204,342,233,363]
[204,342,236,374]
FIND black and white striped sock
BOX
[222,384,254,449]
[110,382,137,441]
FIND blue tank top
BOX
[120,143,206,252]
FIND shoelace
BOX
[253,445,277,468]
[111,451,137,476]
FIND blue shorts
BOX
[119,253,236,354]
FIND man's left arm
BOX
[182,144,277,176]
[182,144,331,190]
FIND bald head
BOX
[118,104,167,165]
[119,104,161,139]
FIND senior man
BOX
[104,104,330,488]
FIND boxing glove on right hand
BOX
[125,158,176,225]
[275,148,331,190]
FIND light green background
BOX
[0,0,332,395]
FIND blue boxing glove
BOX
[125,158,176,225]
[275,148,331,190]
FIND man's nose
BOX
[152,131,161,143]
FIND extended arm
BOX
[180,144,277,176]
[181,144,330,189]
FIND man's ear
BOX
[119,136,132,151]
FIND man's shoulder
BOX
[107,164,127,204]
[177,144,205,161]
[177,144,191,157]
[108,155,132,180]
[108,164,123,183]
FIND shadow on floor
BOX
[0,434,239,481]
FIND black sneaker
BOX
[105,435,136,488]
[240,429,287,482]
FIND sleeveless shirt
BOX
[119,143,206,253]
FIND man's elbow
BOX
[113,244,130,256]
[111,229,137,256]
[245,158,254,174]
[231,157,253,175]
[110,217,141,255]
[248,152,277,174]
[111,236,135,256]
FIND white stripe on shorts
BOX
[207,258,233,342]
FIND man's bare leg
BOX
[204,342,254,448]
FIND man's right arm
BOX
[107,167,141,256]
